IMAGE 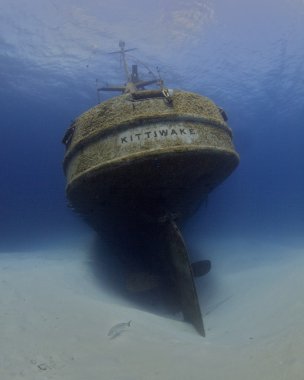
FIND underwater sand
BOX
[0,238,303,380]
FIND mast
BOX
[97,41,162,95]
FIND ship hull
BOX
[63,90,239,333]
[63,90,239,230]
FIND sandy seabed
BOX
[1,237,303,380]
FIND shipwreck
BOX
[62,41,239,336]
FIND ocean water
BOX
[0,0,302,250]
[1,0,303,252]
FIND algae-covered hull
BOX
[63,90,239,228]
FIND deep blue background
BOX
[1,0,303,250]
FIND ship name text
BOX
[119,127,196,144]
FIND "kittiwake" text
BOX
[119,127,196,144]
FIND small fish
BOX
[107,320,131,339]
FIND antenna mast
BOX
[119,40,130,82]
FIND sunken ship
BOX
[62,42,239,336]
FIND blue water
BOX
[1,0,303,251]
